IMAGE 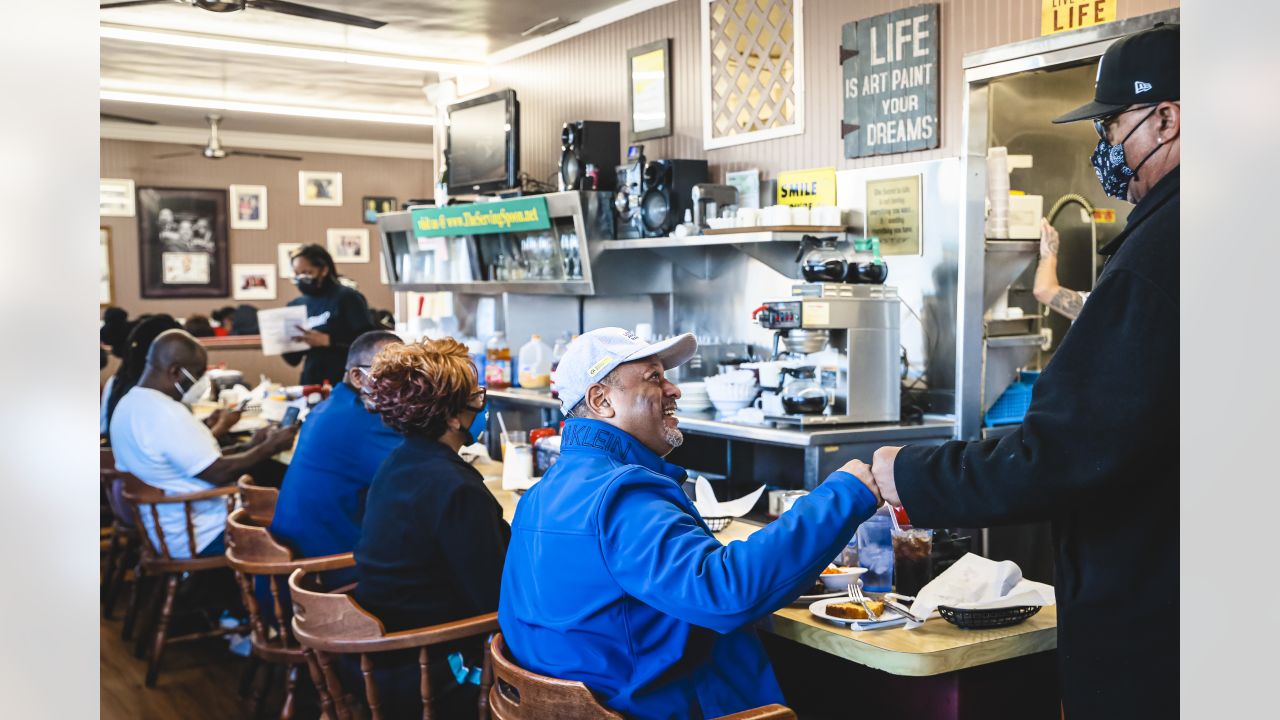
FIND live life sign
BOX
[841,4,940,158]
[1041,0,1116,36]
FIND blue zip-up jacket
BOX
[498,419,878,719]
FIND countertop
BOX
[484,471,1056,677]
[487,387,955,447]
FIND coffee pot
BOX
[780,366,828,415]
[798,236,848,283]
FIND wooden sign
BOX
[1042,0,1116,36]
[866,176,922,256]
[841,4,940,158]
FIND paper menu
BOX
[692,476,766,518]
[257,305,309,356]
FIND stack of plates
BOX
[677,382,711,412]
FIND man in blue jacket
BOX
[270,329,403,585]
[499,327,882,718]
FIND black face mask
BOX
[293,275,327,295]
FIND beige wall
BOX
[100,138,433,320]
[489,0,1179,183]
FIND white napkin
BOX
[692,476,765,518]
[905,553,1056,629]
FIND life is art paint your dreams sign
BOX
[841,4,940,158]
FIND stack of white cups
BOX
[985,146,1010,239]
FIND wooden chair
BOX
[225,507,355,719]
[289,567,500,720]
[237,474,279,525]
[100,467,141,619]
[121,474,247,687]
[487,633,796,720]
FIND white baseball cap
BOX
[553,327,698,414]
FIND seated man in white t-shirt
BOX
[110,329,298,558]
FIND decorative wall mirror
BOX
[628,38,674,142]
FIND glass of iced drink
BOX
[891,527,934,597]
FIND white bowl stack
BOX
[704,370,759,414]
[677,382,711,412]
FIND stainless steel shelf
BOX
[486,387,563,410]
[389,280,593,295]
[596,230,838,252]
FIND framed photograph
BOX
[100,178,135,217]
[277,242,302,278]
[229,184,268,229]
[299,171,343,206]
[627,39,673,142]
[327,228,370,263]
[362,196,398,224]
[100,227,113,306]
[232,263,278,300]
[137,187,229,298]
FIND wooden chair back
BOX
[224,508,354,663]
[289,567,499,720]
[488,633,796,720]
[121,474,236,568]
[236,474,279,525]
[487,633,623,720]
[100,447,115,472]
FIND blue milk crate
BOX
[984,370,1040,427]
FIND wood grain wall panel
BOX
[100,139,432,319]
[492,0,1177,184]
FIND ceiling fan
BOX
[100,0,387,30]
[154,114,303,161]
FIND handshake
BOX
[837,446,904,508]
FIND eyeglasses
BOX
[467,386,487,410]
[1094,104,1156,141]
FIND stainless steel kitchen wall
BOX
[488,0,1179,184]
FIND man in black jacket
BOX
[870,25,1179,719]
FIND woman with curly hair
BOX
[352,338,508,719]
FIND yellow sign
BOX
[1092,208,1117,223]
[1042,0,1116,36]
[777,167,837,209]
[866,175,922,256]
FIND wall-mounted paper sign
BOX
[777,167,837,208]
[1041,0,1115,36]
[866,175,923,256]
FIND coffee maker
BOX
[754,282,901,425]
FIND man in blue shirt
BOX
[499,328,882,718]
[270,329,403,583]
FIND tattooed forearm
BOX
[1049,288,1084,320]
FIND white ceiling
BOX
[100,0,640,149]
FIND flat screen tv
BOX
[446,89,520,195]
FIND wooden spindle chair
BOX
[121,474,247,687]
[237,474,279,526]
[100,466,142,619]
[487,633,796,720]
[225,506,355,719]
[289,567,500,720]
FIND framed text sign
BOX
[866,175,923,256]
[841,4,940,158]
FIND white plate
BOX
[808,596,908,631]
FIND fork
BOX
[846,581,879,621]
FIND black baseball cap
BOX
[1053,23,1179,124]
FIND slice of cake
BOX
[826,600,885,620]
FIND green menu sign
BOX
[411,196,552,237]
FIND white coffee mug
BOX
[790,205,810,226]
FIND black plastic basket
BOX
[937,604,1041,629]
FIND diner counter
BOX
[481,469,1056,678]
[487,387,956,448]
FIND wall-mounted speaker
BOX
[640,159,709,237]
[559,121,620,191]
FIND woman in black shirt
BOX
[354,338,508,719]
[284,244,371,385]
